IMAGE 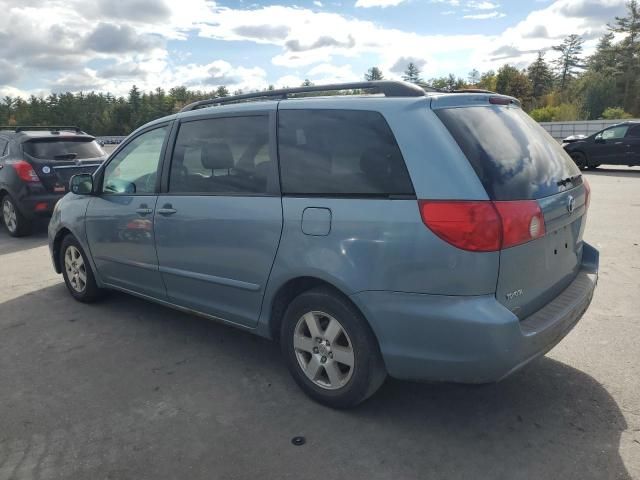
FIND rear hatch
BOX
[22,136,106,193]
[434,98,588,319]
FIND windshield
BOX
[435,105,582,200]
[23,138,105,160]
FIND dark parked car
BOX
[0,126,107,236]
[563,121,640,169]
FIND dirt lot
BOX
[0,167,639,480]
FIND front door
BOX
[85,124,170,298]
[592,124,630,165]
[154,112,282,328]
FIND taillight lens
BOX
[583,178,591,210]
[8,160,40,183]
[419,200,545,252]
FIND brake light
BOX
[489,96,511,105]
[583,178,591,209]
[8,160,40,183]
[418,200,545,252]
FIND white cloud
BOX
[354,0,406,7]
[313,0,323,6]
[467,1,500,10]
[0,0,630,98]
[464,11,506,19]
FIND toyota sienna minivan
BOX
[48,81,598,408]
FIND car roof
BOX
[0,128,95,142]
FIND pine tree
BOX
[467,69,480,86]
[402,62,423,84]
[364,67,384,81]
[608,0,640,112]
[527,51,554,106]
[552,34,584,91]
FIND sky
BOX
[0,0,629,98]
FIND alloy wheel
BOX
[2,198,17,233]
[64,245,87,293]
[293,311,355,390]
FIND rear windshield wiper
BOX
[54,153,78,160]
[556,174,581,187]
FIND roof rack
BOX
[180,80,428,112]
[0,126,83,133]
[451,89,498,94]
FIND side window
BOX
[278,109,414,196]
[102,126,168,194]
[168,116,270,194]
[601,125,629,140]
[627,125,640,138]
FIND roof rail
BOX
[0,126,83,133]
[451,89,498,94]
[179,80,428,112]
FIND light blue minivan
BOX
[49,81,598,408]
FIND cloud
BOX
[285,35,356,52]
[467,1,500,9]
[0,60,19,85]
[354,0,406,7]
[463,11,506,19]
[96,0,172,23]
[84,23,162,53]
[389,56,428,74]
[233,24,290,40]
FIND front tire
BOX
[60,235,103,303]
[281,287,386,408]
[570,151,587,170]
[2,194,32,237]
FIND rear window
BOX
[435,106,581,200]
[278,109,414,197]
[23,139,104,160]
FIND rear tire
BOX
[1,194,32,237]
[280,287,386,408]
[570,152,587,170]
[60,234,103,303]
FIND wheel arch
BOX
[264,276,377,346]
[52,227,73,273]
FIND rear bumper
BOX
[351,243,599,383]
[19,192,64,218]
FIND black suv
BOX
[563,121,640,169]
[0,126,107,236]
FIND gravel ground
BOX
[0,166,639,480]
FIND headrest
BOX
[202,143,234,169]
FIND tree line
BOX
[1,1,638,135]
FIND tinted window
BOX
[23,139,104,160]
[103,126,168,194]
[627,125,640,138]
[278,109,414,196]
[598,125,629,140]
[169,116,271,194]
[435,106,581,200]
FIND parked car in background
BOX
[48,81,598,408]
[563,121,640,169]
[0,126,107,236]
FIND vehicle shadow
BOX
[0,285,631,480]
[0,220,49,256]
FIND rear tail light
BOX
[7,160,40,183]
[418,200,546,252]
[583,178,591,209]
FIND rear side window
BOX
[169,116,271,194]
[435,106,581,200]
[627,125,640,138]
[23,139,104,160]
[278,109,414,196]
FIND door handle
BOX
[157,204,177,216]
[136,207,153,216]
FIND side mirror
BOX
[595,137,605,144]
[70,174,94,195]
